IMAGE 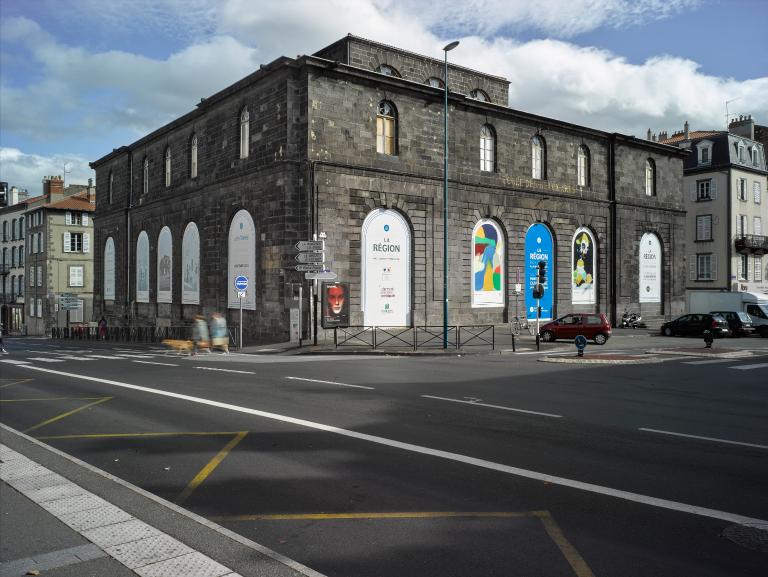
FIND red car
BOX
[539,313,612,345]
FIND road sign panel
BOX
[574,335,588,350]
[237,290,246,298]
[295,252,324,263]
[234,275,249,291]
[305,271,338,280]
[295,264,324,272]
[295,240,324,252]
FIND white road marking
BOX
[682,359,735,365]
[16,364,768,527]
[639,428,768,450]
[422,395,562,418]
[0,359,30,365]
[25,357,65,363]
[195,367,255,374]
[86,355,124,359]
[729,363,768,371]
[50,355,95,361]
[133,360,179,367]
[284,376,374,390]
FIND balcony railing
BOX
[734,234,768,254]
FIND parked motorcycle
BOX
[621,310,643,329]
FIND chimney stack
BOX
[647,128,652,140]
[42,175,65,203]
[684,121,689,139]
[729,114,755,139]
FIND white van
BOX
[688,291,768,337]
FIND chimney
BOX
[42,175,65,203]
[729,114,755,139]
[647,128,652,140]
[684,121,689,139]
[87,178,96,204]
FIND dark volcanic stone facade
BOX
[91,35,686,343]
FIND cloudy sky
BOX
[1,0,766,195]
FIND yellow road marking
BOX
[37,431,241,440]
[1,397,105,402]
[23,397,112,434]
[533,511,597,577]
[0,378,33,389]
[213,509,596,577]
[174,431,248,505]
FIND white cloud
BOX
[0,148,95,196]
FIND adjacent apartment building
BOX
[25,176,96,336]
[90,35,687,343]
[0,183,29,334]
[660,115,768,295]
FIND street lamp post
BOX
[443,40,459,349]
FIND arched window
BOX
[645,159,656,196]
[190,134,198,178]
[531,135,546,179]
[142,157,149,195]
[376,101,397,155]
[426,77,444,88]
[480,124,495,172]
[108,170,114,204]
[240,108,250,159]
[164,147,171,187]
[19,216,24,239]
[577,145,590,187]
[377,64,401,78]
[469,89,490,102]
[11,219,17,240]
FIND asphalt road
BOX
[1,337,767,577]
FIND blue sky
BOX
[1,0,766,195]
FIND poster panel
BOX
[157,226,173,303]
[321,282,350,328]
[639,232,662,303]
[524,223,554,321]
[104,237,115,301]
[571,227,596,304]
[182,222,200,305]
[362,209,411,326]
[471,219,504,308]
[136,231,149,303]
[228,209,256,310]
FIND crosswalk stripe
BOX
[682,359,734,365]
[0,359,30,365]
[50,356,96,361]
[729,363,768,371]
[25,357,65,363]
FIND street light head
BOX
[443,41,460,52]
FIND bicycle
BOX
[510,316,528,336]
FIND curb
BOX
[540,354,664,365]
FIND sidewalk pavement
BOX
[0,425,324,577]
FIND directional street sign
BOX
[295,263,325,272]
[234,275,249,291]
[295,240,324,252]
[295,252,324,264]
[305,271,338,281]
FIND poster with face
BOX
[571,227,596,304]
[639,232,661,303]
[136,231,149,303]
[157,226,172,303]
[524,223,553,321]
[362,209,411,326]
[321,282,350,328]
[104,237,115,301]
[472,220,504,308]
[228,209,256,310]
[182,222,200,305]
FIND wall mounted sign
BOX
[571,227,596,305]
[136,231,149,303]
[524,223,553,321]
[228,209,256,310]
[157,226,173,303]
[182,222,200,305]
[471,219,504,308]
[104,237,115,301]
[639,232,661,303]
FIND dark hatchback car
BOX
[539,313,612,344]
[709,310,754,336]
[660,313,731,337]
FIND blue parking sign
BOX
[234,275,248,291]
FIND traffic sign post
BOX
[294,263,325,272]
[234,276,248,351]
[295,235,329,346]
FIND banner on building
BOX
[639,232,662,303]
[136,231,149,303]
[228,209,256,310]
[157,226,173,303]
[524,223,554,321]
[104,237,115,301]
[571,227,596,304]
[471,219,504,308]
[362,209,411,326]
[182,222,200,305]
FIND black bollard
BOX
[703,330,713,349]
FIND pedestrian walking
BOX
[0,322,7,354]
[98,316,108,340]
[192,314,210,355]
[209,312,229,354]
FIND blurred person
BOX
[209,312,229,354]
[192,314,210,355]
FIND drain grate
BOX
[722,522,768,553]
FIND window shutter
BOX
[689,182,696,202]
[65,212,72,225]
[736,217,742,238]
[710,179,717,200]
[689,257,696,281]
[39,233,44,252]
[83,233,90,254]
[63,232,71,253]
[83,214,89,226]
[711,255,717,280]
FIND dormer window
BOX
[469,89,490,102]
[377,64,401,78]
[697,140,712,165]
[751,147,759,166]
[426,77,444,89]
[738,142,746,163]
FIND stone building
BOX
[24,176,96,336]
[0,185,28,334]
[90,35,687,343]
[659,116,768,295]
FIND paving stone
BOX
[106,533,193,569]
[82,518,164,549]
[135,551,232,577]
[59,504,133,532]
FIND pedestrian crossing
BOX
[1,348,182,366]
[680,359,768,371]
